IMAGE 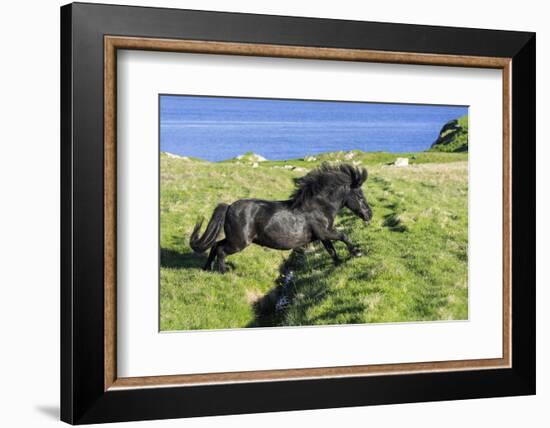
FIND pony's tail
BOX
[189,203,229,253]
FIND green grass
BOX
[160,152,468,331]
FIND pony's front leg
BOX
[321,240,342,265]
[320,229,362,257]
[338,232,362,257]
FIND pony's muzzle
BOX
[363,212,372,224]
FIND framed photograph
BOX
[61,2,535,424]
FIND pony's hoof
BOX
[351,249,363,257]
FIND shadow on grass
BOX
[305,268,381,325]
[382,213,407,232]
[160,248,204,270]
[246,248,305,328]
[247,241,355,328]
[160,247,237,272]
[247,237,363,327]
[370,176,393,193]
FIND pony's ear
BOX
[351,167,368,188]
[360,168,368,184]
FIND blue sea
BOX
[160,95,468,162]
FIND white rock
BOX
[236,153,267,162]
[394,157,409,167]
[304,155,317,162]
[251,162,259,168]
[252,154,267,162]
[165,152,190,161]
[344,152,355,160]
[283,165,294,169]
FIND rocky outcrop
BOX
[430,115,468,153]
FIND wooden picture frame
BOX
[61,2,535,424]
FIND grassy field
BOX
[160,151,468,331]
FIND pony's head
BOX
[291,162,372,223]
[340,164,372,223]
[343,182,372,223]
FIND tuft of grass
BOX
[160,151,468,331]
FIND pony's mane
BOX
[290,162,368,208]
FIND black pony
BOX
[190,163,372,273]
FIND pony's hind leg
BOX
[215,239,233,273]
[202,240,228,272]
[203,244,219,271]
[214,239,246,273]
[322,240,341,265]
